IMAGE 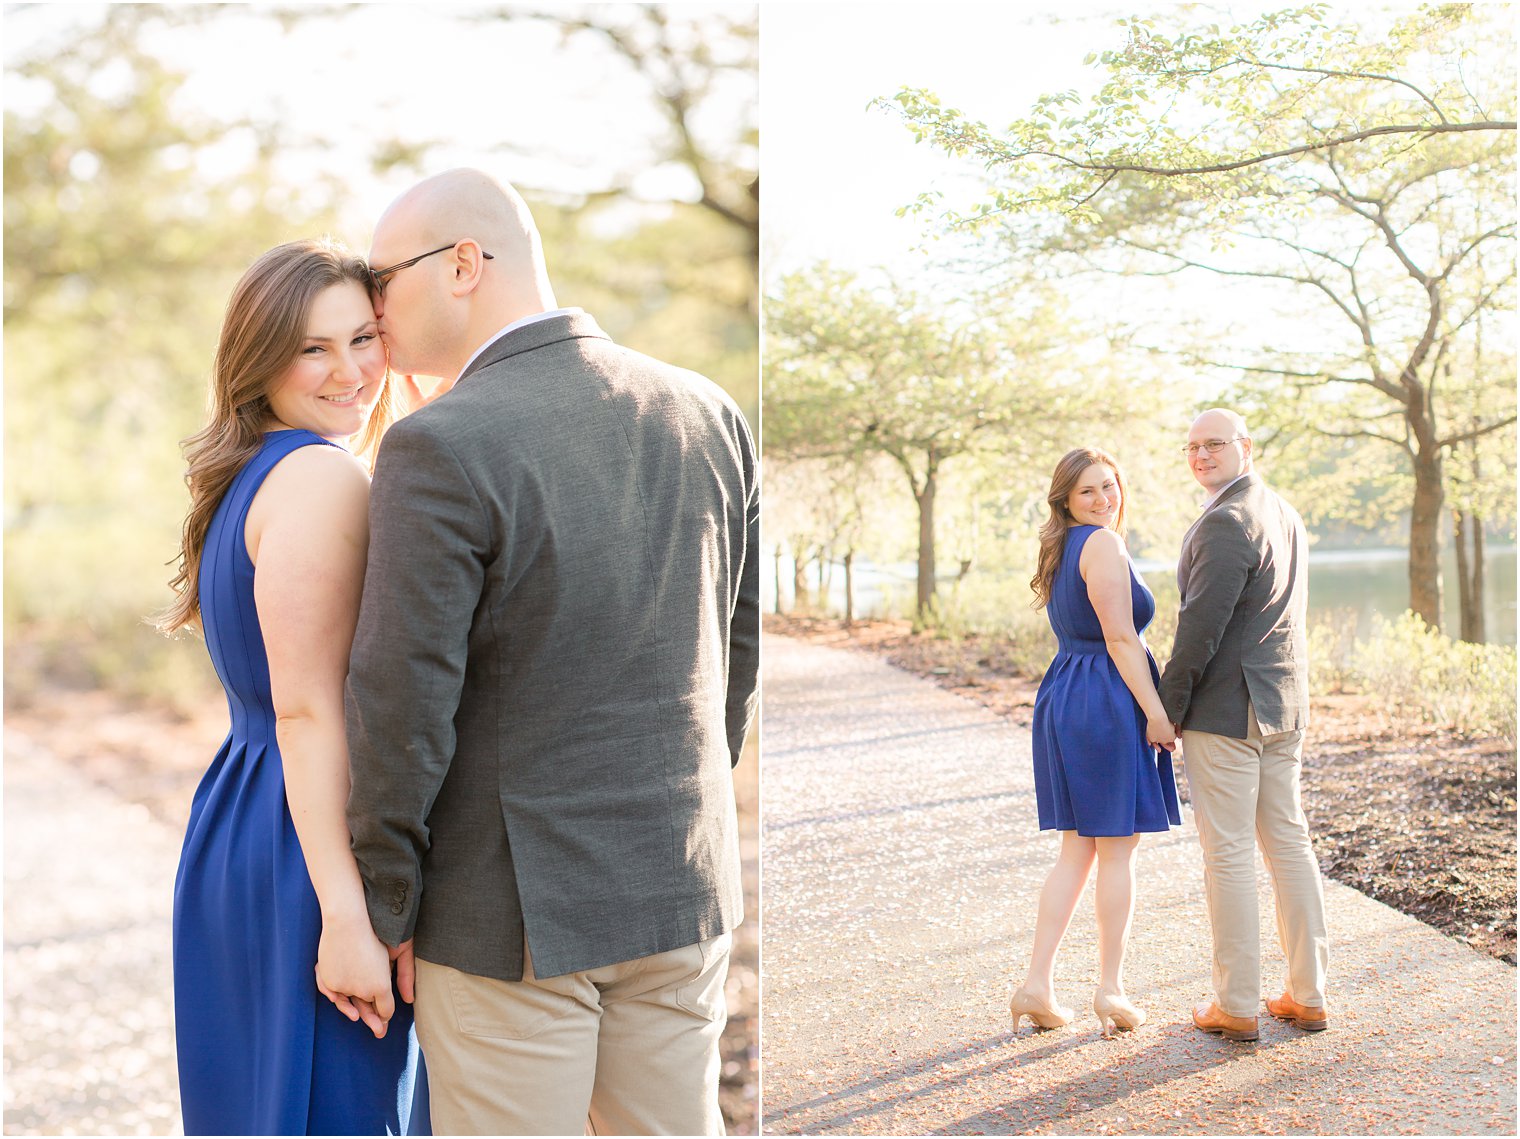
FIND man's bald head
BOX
[1191,408,1250,442]
[1185,407,1253,494]
[369,168,557,379]
[379,168,540,263]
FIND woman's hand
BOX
[1146,714,1178,753]
[397,374,447,413]
[315,911,396,1039]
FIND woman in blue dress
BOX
[1009,447,1181,1037]
[159,240,428,1134]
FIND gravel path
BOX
[760,633,1517,1136]
[4,727,184,1136]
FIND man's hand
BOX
[1146,714,1178,753]
[390,939,417,1005]
[315,913,397,1039]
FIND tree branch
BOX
[1437,223,1517,283]
[1231,56,1450,123]
[1316,425,1416,453]
[1439,415,1517,449]
[1012,121,1514,178]
[1196,357,1409,403]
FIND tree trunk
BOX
[915,464,938,619]
[792,547,810,611]
[1454,508,1474,640]
[843,549,855,628]
[1456,509,1488,644]
[773,545,784,615]
[1473,520,1486,643]
[1408,445,1444,629]
[816,544,829,603]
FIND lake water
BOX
[764,546,1518,646]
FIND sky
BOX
[761,1,1121,283]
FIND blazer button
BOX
[390,901,405,915]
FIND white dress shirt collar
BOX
[1204,472,1251,508]
[457,307,583,382]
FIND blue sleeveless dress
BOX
[173,429,429,1136]
[1031,524,1181,837]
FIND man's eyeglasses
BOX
[1181,436,1246,457]
[368,243,494,296]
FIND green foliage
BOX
[933,576,1057,678]
[1351,611,1517,741]
[765,265,1064,471]
[765,263,1082,612]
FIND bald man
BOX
[1159,409,1329,1043]
[342,169,757,1134]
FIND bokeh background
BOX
[3,3,758,1133]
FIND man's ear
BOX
[449,240,489,297]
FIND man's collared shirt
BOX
[456,307,585,383]
[1203,472,1250,509]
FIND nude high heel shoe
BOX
[1093,989,1147,1037]
[1009,987,1073,1030]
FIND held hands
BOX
[1146,714,1180,753]
[314,912,398,1039]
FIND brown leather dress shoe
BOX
[1192,1002,1259,1041]
[1265,992,1329,1031]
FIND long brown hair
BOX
[1030,447,1128,609]
[157,238,401,634]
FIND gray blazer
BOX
[345,312,758,981]
[1159,473,1308,738]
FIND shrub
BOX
[1351,611,1517,742]
[934,574,1057,678]
[1307,608,1361,695]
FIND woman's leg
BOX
[1093,834,1140,994]
[1022,830,1096,999]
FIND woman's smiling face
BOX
[265,280,386,442]
[1066,462,1121,529]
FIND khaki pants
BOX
[414,934,730,1136]
[1183,705,1329,1017]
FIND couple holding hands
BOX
[1011,412,1332,1043]
[162,169,758,1136]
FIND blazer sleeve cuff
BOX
[360,871,420,947]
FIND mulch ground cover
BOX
[768,612,1517,966]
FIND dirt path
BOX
[760,633,1517,1136]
